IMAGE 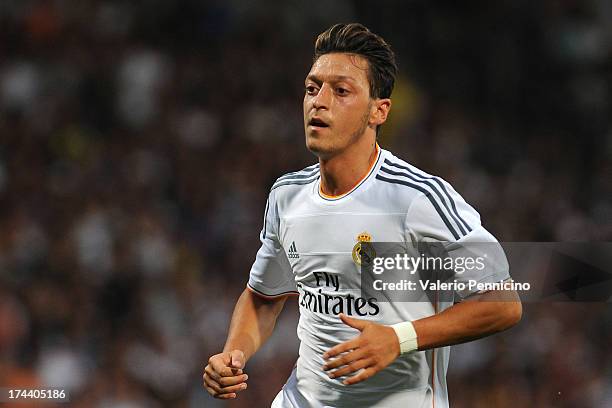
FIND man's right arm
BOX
[203,287,289,400]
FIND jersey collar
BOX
[317,144,382,201]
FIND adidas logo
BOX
[288,241,299,259]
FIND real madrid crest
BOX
[352,232,376,266]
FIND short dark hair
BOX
[313,23,398,99]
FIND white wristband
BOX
[391,321,418,354]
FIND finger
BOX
[208,353,230,375]
[205,384,236,399]
[205,364,247,384]
[203,374,223,394]
[329,358,373,379]
[204,373,248,395]
[230,350,246,370]
[204,384,219,397]
[339,313,368,331]
[323,348,367,371]
[230,367,243,376]
[215,393,237,400]
[343,367,377,385]
[323,338,360,360]
[204,365,221,382]
[209,354,243,377]
[218,374,249,388]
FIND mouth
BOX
[308,117,330,129]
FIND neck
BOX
[319,138,379,198]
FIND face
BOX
[303,53,389,159]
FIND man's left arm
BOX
[323,289,521,384]
[325,181,522,384]
[411,288,522,350]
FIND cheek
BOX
[340,104,368,128]
[303,95,313,111]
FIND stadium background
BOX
[0,1,611,407]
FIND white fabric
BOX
[391,321,418,354]
[248,148,511,407]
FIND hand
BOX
[323,313,400,385]
[203,350,249,399]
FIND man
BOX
[204,23,522,407]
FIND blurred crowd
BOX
[0,1,610,407]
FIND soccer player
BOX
[203,23,522,407]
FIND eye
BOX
[336,87,349,95]
[305,85,318,95]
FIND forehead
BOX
[307,53,369,85]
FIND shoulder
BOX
[375,150,479,240]
[270,163,320,193]
[374,151,453,200]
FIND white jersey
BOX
[247,146,510,408]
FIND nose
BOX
[312,84,332,110]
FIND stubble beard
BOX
[306,107,371,160]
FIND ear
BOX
[369,98,392,127]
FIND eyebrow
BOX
[305,74,356,84]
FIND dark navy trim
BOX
[247,283,299,298]
[271,174,320,190]
[375,174,461,240]
[262,198,269,239]
[276,171,320,182]
[275,164,320,183]
[380,165,468,236]
[383,159,472,233]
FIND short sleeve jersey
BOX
[248,146,510,408]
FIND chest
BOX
[279,209,408,287]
